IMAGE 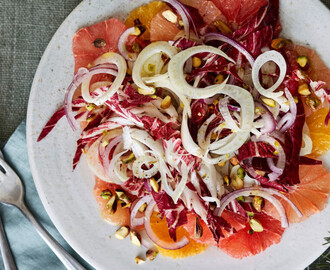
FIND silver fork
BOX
[0,150,17,270]
[0,151,85,270]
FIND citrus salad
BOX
[38,0,330,263]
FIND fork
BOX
[0,151,85,270]
[0,150,17,270]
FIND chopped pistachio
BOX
[230,157,239,166]
[246,211,255,218]
[115,226,130,239]
[138,87,156,96]
[194,217,203,239]
[298,83,311,96]
[305,96,321,110]
[86,103,96,111]
[130,231,142,247]
[249,218,264,232]
[297,55,309,70]
[122,153,135,164]
[214,74,224,84]
[178,20,184,27]
[146,249,158,261]
[134,256,145,265]
[100,189,112,200]
[162,10,178,23]
[237,167,246,179]
[261,97,276,107]
[270,38,291,49]
[115,189,132,207]
[211,133,218,140]
[180,101,185,108]
[224,175,230,186]
[218,160,226,167]
[160,95,172,109]
[138,203,147,213]
[106,195,117,214]
[252,196,264,212]
[236,196,245,202]
[132,42,141,53]
[213,20,232,35]
[231,174,244,190]
[101,139,109,148]
[93,38,106,48]
[192,56,202,68]
[132,26,142,36]
[293,96,299,104]
[274,140,280,147]
[150,178,159,192]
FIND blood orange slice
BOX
[219,212,285,259]
[72,18,127,73]
[149,212,208,258]
[263,165,330,223]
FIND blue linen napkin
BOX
[0,120,92,270]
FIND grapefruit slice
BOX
[72,18,127,73]
[149,212,208,258]
[183,210,247,246]
[219,212,285,259]
[289,44,330,86]
[150,7,181,42]
[93,177,130,226]
[263,165,330,223]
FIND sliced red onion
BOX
[204,32,255,67]
[118,27,138,61]
[144,200,189,250]
[64,64,118,130]
[130,195,153,228]
[277,88,297,132]
[254,102,276,134]
[215,187,302,228]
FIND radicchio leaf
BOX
[37,107,65,142]
[151,190,187,241]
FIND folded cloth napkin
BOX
[0,120,92,270]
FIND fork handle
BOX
[0,216,17,270]
[18,202,85,270]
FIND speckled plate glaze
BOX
[27,1,330,269]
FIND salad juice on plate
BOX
[38,0,330,263]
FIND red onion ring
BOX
[214,187,302,228]
[277,88,297,132]
[254,102,276,134]
[204,32,255,67]
[64,64,117,130]
[130,195,153,228]
[162,0,190,38]
[144,200,190,250]
[118,27,138,61]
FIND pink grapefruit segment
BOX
[219,212,285,259]
[263,165,330,224]
[72,18,127,73]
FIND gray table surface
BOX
[0,0,329,269]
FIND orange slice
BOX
[150,212,208,259]
[125,1,167,40]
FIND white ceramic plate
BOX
[27,1,330,269]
